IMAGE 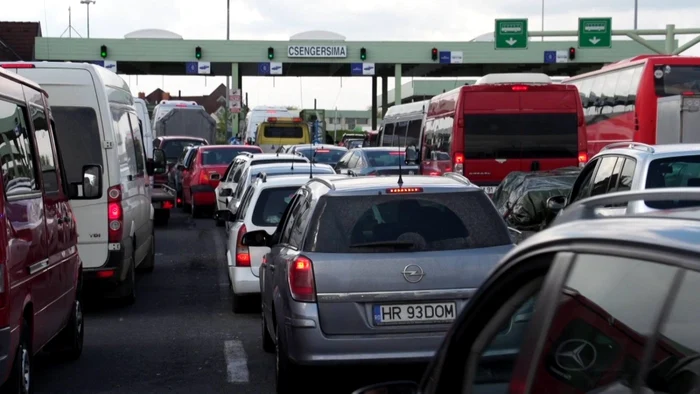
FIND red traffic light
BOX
[568,47,576,60]
[431,48,438,60]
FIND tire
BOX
[261,307,275,353]
[275,323,299,394]
[138,233,155,273]
[51,295,84,361]
[4,318,32,394]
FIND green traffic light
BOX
[101,52,106,58]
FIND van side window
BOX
[52,107,103,185]
[112,108,138,177]
[30,105,59,192]
[0,99,39,196]
[127,113,146,177]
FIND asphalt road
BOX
[32,211,427,394]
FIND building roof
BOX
[0,22,42,61]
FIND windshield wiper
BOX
[349,240,415,249]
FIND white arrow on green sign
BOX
[578,17,612,48]
[495,19,528,49]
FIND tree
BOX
[214,107,230,144]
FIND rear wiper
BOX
[349,241,415,249]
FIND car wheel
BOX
[51,296,84,361]
[275,323,299,394]
[261,306,274,353]
[5,318,32,394]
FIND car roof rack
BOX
[600,142,655,153]
[308,177,336,190]
[550,187,700,226]
[239,151,256,158]
[257,172,267,182]
[442,172,474,186]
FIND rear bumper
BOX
[0,326,13,384]
[228,253,260,295]
[152,186,176,210]
[83,240,133,289]
[283,315,445,366]
[191,184,216,206]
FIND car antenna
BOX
[309,139,314,179]
[275,117,283,157]
[397,143,404,188]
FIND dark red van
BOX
[0,67,90,391]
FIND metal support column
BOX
[231,62,240,139]
[381,76,388,118]
[371,76,378,130]
[665,24,676,54]
[394,64,402,106]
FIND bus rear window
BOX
[263,126,303,139]
[464,113,578,159]
[654,65,700,96]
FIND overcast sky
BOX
[6,0,700,110]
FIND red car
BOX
[182,145,262,216]
[0,66,87,391]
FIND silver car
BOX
[242,173,515,392]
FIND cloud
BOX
[5,0,700,111]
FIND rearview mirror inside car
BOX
[546,195,568,213]
[241,230,272,247]
[153,149,167,173]
[351,381,418,394]
[69,164,103,199]
[405,145,419,164]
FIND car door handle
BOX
[57,217,63,224]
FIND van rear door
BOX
[19,67,109,269]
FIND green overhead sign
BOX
[495,19,528,49]
[578,17,613,48]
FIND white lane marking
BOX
[224,340,250,383]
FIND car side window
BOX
[288,198,311,248]
[127,113,146,177]
[0,99,39,196]
[237,187,255,221]
[616,158,636,193]
[187,150,197,169]
[30,104,59,192]
[570,159,599,203]
[590,156,618,197]
[279,194,305,246]
[606,156,624,192]
[644,268,700,393]
[347,151,360,168]
[527,254,678,393]
[232,163,247,183]
[336,152,352,169]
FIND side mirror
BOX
[241,230,272,247]
[215,210,236,222]
[220,188,233,197]
[177,164,186,171]
[546,195,568,214]
[405,145,419,164]
[351,381,418,394]
[153,149,167,174]
[69,164,103,199]
[508,227,524,244]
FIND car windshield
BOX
[201,147,260,165]
[305,191,511,253]
[645,155,700,209]
[252,186,300,226]
[162,139,205,161]
[364,150,406,167]
[295,148,347,164]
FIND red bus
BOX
[416,73,587,192]
[562,55,700,157]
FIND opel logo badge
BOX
[401,264,424,283]
[554,339,597,371]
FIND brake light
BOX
[389,151,406,155]
[163,201,174,209]
[267,117,278,122]
[235,224,251,267]
[429,171,441,176]
[0,63,35,69]
[107,185,123,243]
[512,85,528,91]
[176,104,187,107]
[578,151,588,167]
[386,187,423,193]
[96,270,115,279]
[288,256,316,302]
[292,117,303,122]
[454,152,465,174]
[315,149,330,153]
[199,171,209,183]
[682,91,695,96]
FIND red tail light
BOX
[107,185,123,243]
[96,270,115,279]
[578,151,588,167]
[235,224,251,267]
[389,151,406,155]
[682,91,695,96]
[199,171,209,184]
[292,117,303,122]
[0,63,35,69]
[387,187,423,193]
[315,149,330,153]
[453,152,465,174]
[289,256,316,302]
[267,117,278,122]
[429,171,441,176]
[163,201,174,209]
[511,85,528,91]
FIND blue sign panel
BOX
[544,50,556,64]
[350,63,363,75]
[92,60,104,67]
[185,62,198,75]
[439,51,451,64]
[258,62,270,75]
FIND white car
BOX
[214,153,309,226]
[221,174,348,312]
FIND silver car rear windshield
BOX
[645,155,700,209]
[304,191,511,253]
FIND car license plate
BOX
[481,186,497,194]
[373,302,456,325]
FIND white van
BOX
[151,100,202,129]
[1,62,165,304]
[244,106,293,143]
